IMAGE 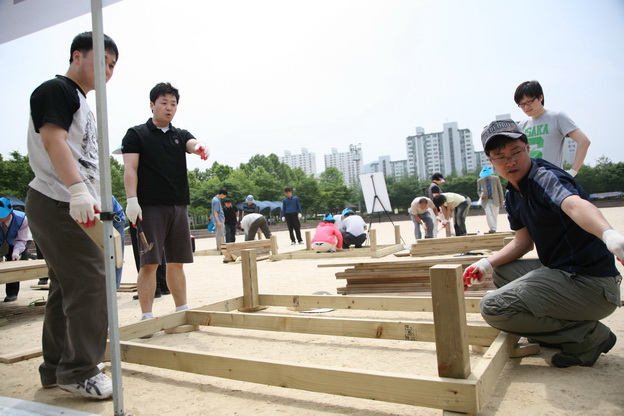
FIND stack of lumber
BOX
[409,232,514,257]
[331,256,497,295]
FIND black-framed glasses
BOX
[489,147,528,165]
[517,97,537,108]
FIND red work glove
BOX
[462,258,493,290]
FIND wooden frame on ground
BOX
[114,249,537,414]
[269,225,404,261]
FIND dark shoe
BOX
[132,294,139,300]
[527,338,563,350]
[37,279,48,285]
[3,295,17,302]
[551,331,617,368]
[161,290,171,295]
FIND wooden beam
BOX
[470,332,516,411]
[0,259,48,285]
[185,311,499,345]
[270,235,278,255]
[239,250,264,312]
[369,229,377,252]
[394,225,401,245]
[119,341,479,413]
[305,230,311,249]
[0,346,42,364]
[430,265,471,379]
[317,256,486,269]
[194,296,244,312]
[258,294,482,314]
[117,311,188,341]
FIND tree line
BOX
[2,151,623,220]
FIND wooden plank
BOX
[186,310,499,346]
[369,229,377,252]
[117,311,188,341]
[318,256,486,269]
[0,346,43,364]
[119,341,479,413]
[371,243,404,258]
[258,294,483,314]
[239,250,264,312]
[470,332,516,412]
[430,265,471,379]
[79,215,123,268]
[409,233,514,258]
[194,296,245,312]
[0,259,48,285]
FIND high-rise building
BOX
[406,122,476,180]
[280,148,317,176]
[367,155,408,180]
[324,144,363,187]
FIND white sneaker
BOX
[58,372,113,400]
[291,241,296,245]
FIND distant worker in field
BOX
[514,80,590,177]
[428,172,444,200]
[282,186,303,245]
[409,196,438,240]
[311,214,343,253]
[240,195,260,221]
[239,213,271,241]
[477,166,505,233]
[340,208,367,248]
[433,192,471,236]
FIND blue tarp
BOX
[236,200,283,215]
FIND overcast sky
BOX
[1,0,623,173]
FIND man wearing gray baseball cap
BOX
[463,119,623,368]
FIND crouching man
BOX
[464,119,623,368]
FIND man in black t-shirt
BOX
[223,198,239,243]
[122,82,209,322]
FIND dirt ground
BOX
[1,208,623,415]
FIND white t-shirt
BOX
[340,215,367,236]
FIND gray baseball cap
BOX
[481,119,526,151]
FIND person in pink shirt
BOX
[311,214,343,253]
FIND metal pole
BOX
[90,1,125,414]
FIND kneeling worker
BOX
[464,119,623,368]
[311,214,343,253]
[240,213,271,241]
[340,209,367,248]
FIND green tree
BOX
[317,167,349,214]
[0,151,34,200]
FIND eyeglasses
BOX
[517,97,538,108]
[489,147,528,164]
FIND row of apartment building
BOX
[280,116,577,187]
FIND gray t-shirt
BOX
[518,109,579,168]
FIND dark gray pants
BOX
[27,188,107,385]
[481,259,620,354]
[246,217,271,241]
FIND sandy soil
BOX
[1,208,623,415]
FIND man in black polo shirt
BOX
[122,82,209,322]
[464,119,623,368]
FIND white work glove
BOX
[566,168,578,177]
[297,213,302,219]
[602,229,624,266]
[462,258,493,290]
[126,196,142,224]
[195,142,209,161]
[11,252,21,261]
[281,217,285,222]
[69,182,100,227]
